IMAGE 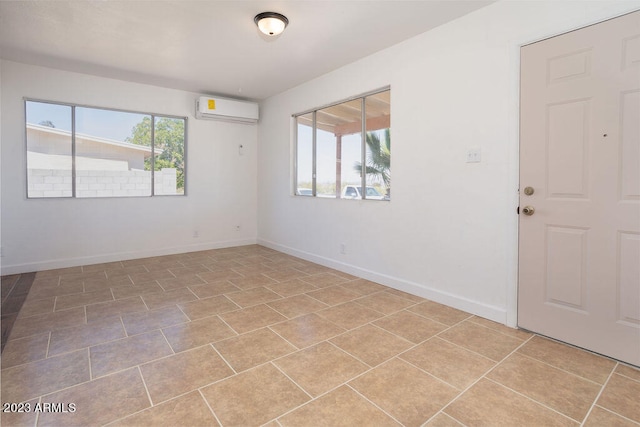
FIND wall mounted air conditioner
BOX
[195,96,259,124]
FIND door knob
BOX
[522,206,535,216]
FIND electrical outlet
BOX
[340,243,346,254]
[466,148,481,163]
[236,225,241,231]
[193,231,199,238]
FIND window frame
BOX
[292,86,390,201]
[24,98,188,199]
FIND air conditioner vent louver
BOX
[195,96,259,124]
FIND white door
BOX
[519,11,640,366]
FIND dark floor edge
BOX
[1,272,36,353]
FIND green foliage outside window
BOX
[126,116,185,192]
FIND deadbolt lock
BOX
[524,186,535,196]
[522,206,535,216]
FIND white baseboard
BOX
[2,236,509,327]
[0,238,258,275]
[258,238,507,325]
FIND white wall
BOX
[1,61,258,274]
[257,1,640,326]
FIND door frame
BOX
[507,9,639,329]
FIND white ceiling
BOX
[0,1,494,101]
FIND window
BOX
[25,100,186,198]
[294,88,390,200]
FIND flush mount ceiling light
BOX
[254,12,289,36]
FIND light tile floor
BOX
[1,245,639,426]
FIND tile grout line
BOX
[266,325,302,351]
[44,331,52,359]
[137,365,155,407]
[404,333,496,367]
[484,376,584,424]
[515,351,610,387]
[264,303,293,320]
[481,331,605,424]
[158,329,176,355]
[209,342,238,375]
[588,403,640,426]
[33,396,42,427]
[351,297,418,318]
[325,339,374,368]
[86,335,173,380]
[399,352,467,392]
[267,333,436,426]
[198,388,225,427]
[2,329,96,370]
[434,332,516,363]
[579,362,618,426]
[270,419,285,427]
[138,285,152,311]
[215,314,241,337]
[329,312,482,422]
[420,412,465,427]
[87,346,94,380]
[466,315,533,340]
[615,369,640,384]
[270,318,347,350]
[368,321,419,346]
[174,302,191,320]
[32,365,121,403]
[347,382,406,425]
[404,308,468,329]
[119,314,130,338]
[103,407,147,426]
[210,340,376,425]
[261,381,321,424]
[270,361,314,400]
[523,332,626,365]
[426,333,537,425]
